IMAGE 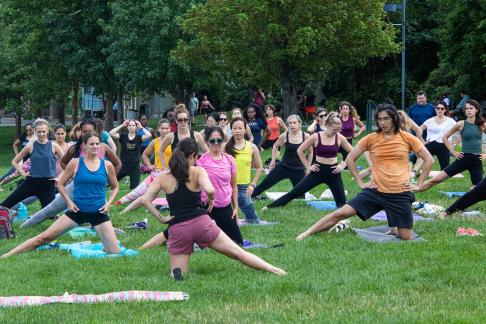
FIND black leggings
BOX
[0,177,56,209]
[261,139,277,150]
[425,141,450,170]
[446,177,486,214]
[443,153,483,185]
[162,204,243,245]
[117,163,140,189]
[251,163,305,198]
[338,138,353,161]
[267,162,346,208]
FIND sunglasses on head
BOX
[209,138,224,144]
[177,118,189,123]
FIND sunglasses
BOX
[220,118,227,121]
[436,107,446,110]
[177,118,189,123]
[318,114,326,118]
[209,138,224,144]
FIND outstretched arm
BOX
[141,177,173,224]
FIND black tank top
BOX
[171,130,196,151]
[281,132,305,170]
[166,180,206,225]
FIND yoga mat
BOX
[264,192,317,201]
[440,191,466,198]
[38,241,139,259]
[352,225,423,243]
[319,189,348,200]
[242,240,284,249]
[0,291,189,307]
[306,201,337,211]
[370,210,433,222]
[67,227,97,239]
[237,219,279,226]
[429,171,464,178]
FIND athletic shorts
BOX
[347,188,415,229]
[167,215,220,254]
[443,153,483,185]
[65,210,110,227]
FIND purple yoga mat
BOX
[370,210,433,222]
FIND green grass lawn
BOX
[1,125,486,322]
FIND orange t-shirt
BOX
[358,130,424,193]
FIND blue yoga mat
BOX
[37,241,139,259]
[440,191,466,198]
[67,227,97,239]
[306,201,337,211]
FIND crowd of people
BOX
[1,90,485,281]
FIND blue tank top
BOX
[30,141,56,178]
[73,157,108,212]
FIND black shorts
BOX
[66,210,110,227]
[347,189,415,229]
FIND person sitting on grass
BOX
[141,138,286,280]
[1,132,120,258]
[296,104,434,241]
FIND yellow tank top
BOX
[234,141,253,185]
[154,137,172,169]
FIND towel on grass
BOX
[237,219,279,226]
[37,241,139,259]
[264,192,317,201]
[440,191,466,198]
[0,291,188,307]
[306,201,337,211]
[370,210,433,222]
[352,225,423,243]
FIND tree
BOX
[174,0,398,115]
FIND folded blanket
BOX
[0,291,189,307]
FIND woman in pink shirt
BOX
[197,126,243,245]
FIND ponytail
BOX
[168,138,198,182]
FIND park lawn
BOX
[1,125,486,322]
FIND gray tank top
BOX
[30,141,57,178]
[461,121,482,154]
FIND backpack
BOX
[0,206,15,239]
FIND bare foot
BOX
[437,211,447,220]
[271,267,287,276]
[296,231,309,241]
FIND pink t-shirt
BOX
[197,152,236,208]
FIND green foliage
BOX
[174,0,398,115]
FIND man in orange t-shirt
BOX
[297,104,434,241]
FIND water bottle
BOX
[17,203,29,220]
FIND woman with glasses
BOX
[411,101,456,174]
[307,107,327,134]
[415,99,486,191]
[157,105,208,170]
[1,119,64,209]
[264,113,352,209]
[244,104,270,150]
[251,115,312,198]
[218,112,232,139]
[338,101,365,161]
[261,104,287,150]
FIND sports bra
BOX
[315,133,338,158]
[171,130,196,151]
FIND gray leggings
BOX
[20,182,74,228]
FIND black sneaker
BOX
[172,268,184,281]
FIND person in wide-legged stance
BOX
[296,104,434,241]
[141,138,286,280]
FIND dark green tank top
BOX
[461,121,482,154]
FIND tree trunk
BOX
[72,80,79,124]
[281,74,298,117]
[116,88,123,123]
[49,99,65,125]
[59,100,66,125]
[105,95,114,130]
[15,106,22,138]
